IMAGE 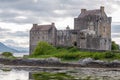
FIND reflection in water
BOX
[0,69,29,80]
[0,68,120,80]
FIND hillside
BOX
[0,42,20,53]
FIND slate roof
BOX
[78,9,101,18]
[31,24,54,31]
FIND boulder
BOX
[94,60,105,64]
[45,57,61,63]
[78,58,94,65]
[112,60,120,63]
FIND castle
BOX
[30,6,112,54]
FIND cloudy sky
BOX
[0,0,120,50]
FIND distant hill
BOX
[0,42,20,53]
[8,46,29,53]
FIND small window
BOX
[104,26,105,32]
[32,37,34,39]
[42,36,44,40]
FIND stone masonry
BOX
[30,6,112,54]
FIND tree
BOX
[111,41,119,50]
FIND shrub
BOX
[92,53,103,60]
[112,41,119,50]
[104,51,115,58]
[68,47,79,52]
[1,52,13,57]
[31,41,56,56]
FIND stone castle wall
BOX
[30,6,111,54]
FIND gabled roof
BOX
[31,24,55,31]
[78,9,101,18]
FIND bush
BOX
[1,52,13,57]
[55,53,80,60]
[92,53,104,60]
[112,41,119,50]
[68,47,79,52]
[31,41,56,56]
[104,51,115,58]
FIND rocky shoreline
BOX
[0,58,120,68]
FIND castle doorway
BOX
[73,41,77,46]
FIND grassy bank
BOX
[32,72,76,80]
[32,72,96,80]
[29,42,120,61]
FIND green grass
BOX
[1,68,11,72]
[29,42,120,61]
[1,52,13,57]
[32,72,77,80]
[30,47,120,61]
[32,72,101,80]
[1,52,16,59]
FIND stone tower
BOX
[74,6,112,50]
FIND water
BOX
[13,53,29,57]
[0,69,29,80]
[0,68,120,80]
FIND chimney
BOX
[66,25,70,30]
[100,6,104,14]
[81,9,86,13]
[33,24,37,27]
[51,22,55,26]
[33,24,37,29]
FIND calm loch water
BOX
[0,69,29,80]
[0,68,120,80]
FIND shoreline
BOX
[0,58,120,68]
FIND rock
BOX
[0,54,5,58]
[45,57,61,63]
[112,60,120,63]
[78,58,94,65]
[94,60,105,63]
[0,64,4,67]
[1,68,11,71]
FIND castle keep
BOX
[30,6,112,54]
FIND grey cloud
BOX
[4,39,17,44]
[111,25,120,33]
[111,24,120,38]
[0,29,29,38]
[0,0,118,24]
[3,39,21,47]
[0,27,11,32]
[112,33,120,38]
[0,27,11,38]
[7,31,29,37]
[3,39,29,49]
